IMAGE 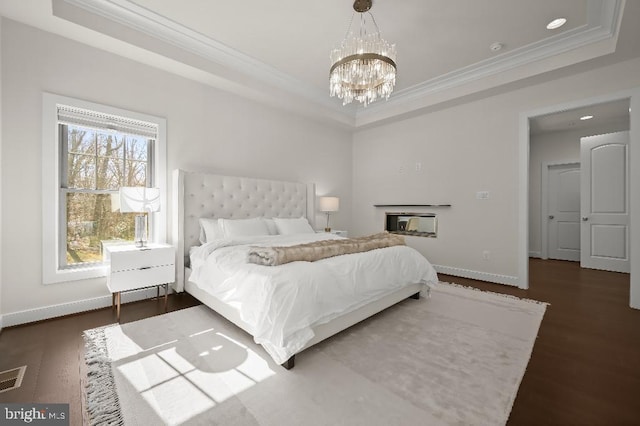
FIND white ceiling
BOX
[0,0,633,127]
[530,98,630,135]
[128,0,589,93]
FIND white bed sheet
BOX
[189,233,438,364]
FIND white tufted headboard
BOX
[171,169,316,291]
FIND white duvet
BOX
[189,233,438,364]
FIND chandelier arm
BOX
[329,53,397,75]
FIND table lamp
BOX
[119,187,161,248]
[319,196,339,232]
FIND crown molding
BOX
[356,0,624,125]
[57,0,347,115]
[57,0,624,128]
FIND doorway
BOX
[529,99,630,265]
[537,129,631,273]
[518,90,639,304]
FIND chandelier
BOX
[329,0,397,107]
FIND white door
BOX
[580,131,630,273]
[547,164,581,261]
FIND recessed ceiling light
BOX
[547,18,567,30]
[580,115,594,120]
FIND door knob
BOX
[582,217,589,221]
[548,215,554,220]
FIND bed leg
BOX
[281,355,295,370]
[409,292,420,300]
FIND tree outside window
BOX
[63,125,153,266]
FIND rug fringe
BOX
[83,326,124,426]
[437,281,550,307]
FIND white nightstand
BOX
[103,243,175,321]
[317,229,348,237]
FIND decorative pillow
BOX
[274,217,315,235]
[263,217,278,235]
[219,217,271,238]
[199,218,223,243]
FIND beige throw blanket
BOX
[248,232,405,266]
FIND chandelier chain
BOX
[359,12,366,38]
[343,11,356,40]
[368,11,382,35]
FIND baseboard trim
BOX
[0,287,165,328]
[529,251,542,258]
[434,265,519,287]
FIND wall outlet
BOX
[415,162,422,172]
[482,250,490,260]
[476,191,490,200]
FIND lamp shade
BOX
[119,187,161,213]
[319,196,340,213]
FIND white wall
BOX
[353,56,640,287]
[0,19,352,324]
[528,123,628,257]
[631,94,640,309]
[0,18,3,331]
[3,16,640,323]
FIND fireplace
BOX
[385,212,437,237]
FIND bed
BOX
[171,169,438,369]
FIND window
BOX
[43,94,166,284]
[62,123,152,267]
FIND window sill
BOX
[43,264,108,285]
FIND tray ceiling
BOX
[0,0,628,127]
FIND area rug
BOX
[83,282,547,425]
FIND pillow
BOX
[263,217,278,235]
[274,217,315,235]
[219,217,271,238]
[198,218,223,243]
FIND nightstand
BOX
[317,229,348,237]
[103,243,175,321]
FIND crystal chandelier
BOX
[330,0,397,107]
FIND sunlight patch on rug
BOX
[84,282,547,425]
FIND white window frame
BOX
[42,93,167,284]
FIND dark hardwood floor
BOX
[1,259,639,425]
[0,293,201,425]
